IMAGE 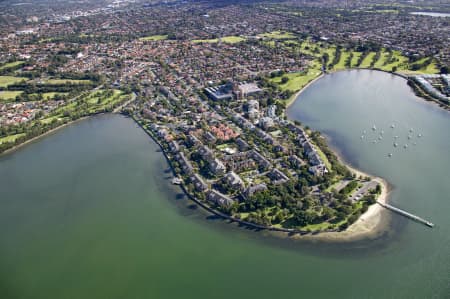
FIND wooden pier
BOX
[377,201,434,228]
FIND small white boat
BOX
[380,130,384,134]
[418,134,422,138]
[390,124,395,129]
[378,136,383,140]
[394,135,399,139]
[372,125,377,131]
[372,140,377,144]
[409,128,414,132]
[404,144,408,149]
[394,143,398,147]
[361,135,365,139]
[408,135,412,140]
[388,153,392,157]
[363,130,366,134]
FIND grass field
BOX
[334,51,351,70]
[373,50,390,69]
[0,76,29,87]
[0,133,25,144]
[399,58,439,75]
[43,89,128,122]
[42,79,92,85]
[350,51,363,67]
[42,92,68,99]
[270,69,320,92]
[0,91,23,101]
[86,89,122,105]
[0,61,25,71]
[381,51,409,72]
[258,31,296,39]
[28,92,69,100]
[299,40,322,58]
[359,52,377,68]
[139,35,168,41]
[192,36,246,44]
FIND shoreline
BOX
[0,115,94,156]
[286,67,448,112]
[302,152,392,242]
[135,111,391,242]
[281,70,393,241]
[285,73,325,109]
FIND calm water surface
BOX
[0,69,449,298]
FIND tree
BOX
[281,76,289,84]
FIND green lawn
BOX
[270,65,322,92]
[28,92,69,100]
[400,58,440,75]
[323,46,336,62]
[359,52,377,68]
[334,51,351,70]
[302,221,333,231]
[42,92,68,99]
[86,89,128,113]
[299,41,319,57]
[0,76,29,87]
[373,50,390,69]
[86,89,122,105]
[0,133,25,144]
[0,91,23,101]
[258,31,296,39]
[192,36,246,44]
[139,35,168,41]
[41,79,92,85]
[381,51,409,72]
[350,52,363,67]
[0,61,25,71]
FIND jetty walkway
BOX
[377,201,434,228]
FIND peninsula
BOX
[132,80,385,234]
[1,0,448,236]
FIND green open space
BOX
[269,62,322,92]
[0,133,25,144]
[359,52,377,68]
[350,51,363,67]
[139,35,168,41]
[85,89,123,107]
[0,76,29,87]
[0,61,25,71]
[258,31,296,40]
[28,92,69,100]
[41,79,92,85]
[192,36,246,44]
[381,51,409,72]
[334,51,351,70]
[0,91,23,101]
[373,49,390,69]
[400,58,439,75]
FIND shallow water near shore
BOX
[0,69,449,298]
